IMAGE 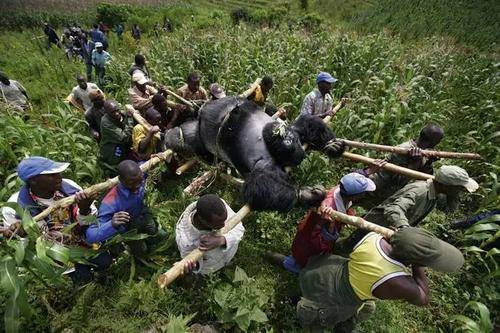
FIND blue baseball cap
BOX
[316,72,337,84]
[339,173,376,195]
[17,156,70,182]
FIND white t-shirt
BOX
[71,83,101,111]
[175,200,245,275]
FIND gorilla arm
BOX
[242,160,326,212]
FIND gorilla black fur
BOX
[163,97,343,212]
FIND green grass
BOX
[0,2,499,332]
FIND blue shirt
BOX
[91,50,111,67]
[90,28,105,43]
[85,180,146,243]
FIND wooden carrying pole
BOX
[33,150,173,222]
[163,88,196,110]
[342,139,482,160]
[158,204,252,288]
[176,159,198,175]
[126,104,161,140]
[326,209,394,239]
[239,78,262,98]
[342,152,434,180]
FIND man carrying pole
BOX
[175,194,245,281]
[356,124,444,208]
[296,221,464,332]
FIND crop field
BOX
[0,1,499,332]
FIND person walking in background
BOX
[132,24,141,41]
[114,23,124,40]
[0,72,30,112]
[43,22,60,48]
[91,42,111,87]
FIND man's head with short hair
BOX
[76,75,87,89]
[134,54,146,67]
[89,90,105,108]
[194,194,227,230]
[104,99,122,122]
[144,107,161,126]
[93,24,98,29]
[152,93,168,112]
[0,72,10,85]
[261,75,273,94]
[417,124,444,149]
[117,160,143,193]
[187,72,201,92]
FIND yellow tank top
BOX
[253,84,265,103]
[348,232,409,300]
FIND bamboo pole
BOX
[183,170,215,195]
[238,78,262,98]
[158,204,252,288]
[163,88,196,109]
[32,150,173,222]
[176,159,198,175]
[342,152,434,180]
[126,104,162,140]
[342,139,482,160]
[324,209,394,239]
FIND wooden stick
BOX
[126,104,162,140]
[163,88,196,109]
[183,170,215,195]
[176,159,198,175]
[238,78,262,99]
[325,209,394,239]
[219,173,244,186]
[342,139,482,160]
[33,150,173,222]
[342,152,434,180]
[158,204,252,288]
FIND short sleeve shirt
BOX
[71,83,100,111]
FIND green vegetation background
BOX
[0,0,498,332]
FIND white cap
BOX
[94,42,103,48]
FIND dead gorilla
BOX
[163,97,344,212]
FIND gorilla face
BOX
[263,122,305,168]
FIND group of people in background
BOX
[0,22,486,332]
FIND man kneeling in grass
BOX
[296,227,464,332]
[176,194,245,277]
[86,160,164,256]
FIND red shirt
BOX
[291,186,355,267]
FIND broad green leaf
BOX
[1,202,40,239]
[0,258,20,294]
[46,243,71,265]
[249,308,268,323]
[234,313,251,332]
[35,237,57,267]
[7,239,29,265]
[465,301,493,333]
[465,223,500,234]
[233,266,249,283]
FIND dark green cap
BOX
[390,227,464,273]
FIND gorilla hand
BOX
[323,139,345,158]
[298,185,326,207]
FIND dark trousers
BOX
[95,65,105,87]
[70,251,113,285]
[85,63,93,81]
[126,207,164,256]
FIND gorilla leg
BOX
[242,161,298,212]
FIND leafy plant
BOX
[450,301,493,333]
[212,267,268,332]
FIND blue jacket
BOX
[85,180,146,243]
